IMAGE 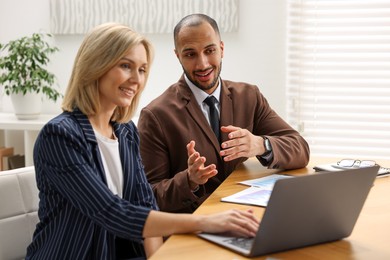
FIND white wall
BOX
[0,0,286,154]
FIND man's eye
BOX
[184,53,195,58]
[206,48,216,54]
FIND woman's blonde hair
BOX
[62,22,154,123]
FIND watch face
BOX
[265,138,272,152]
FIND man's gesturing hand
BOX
[219,125,265,161]
[186,141,218,190]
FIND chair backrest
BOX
[0,166,39,260]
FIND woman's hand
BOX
[143,209,259,238]
[199,209,259,237]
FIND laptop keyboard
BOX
[223,237,254,250]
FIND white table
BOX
[0,113,55,166]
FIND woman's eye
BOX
[121,64,131,69]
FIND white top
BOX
[94,130,123,198]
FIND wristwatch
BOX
[262,137,272,156]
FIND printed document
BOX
[221,174,292,207]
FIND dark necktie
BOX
[204,96,220,141]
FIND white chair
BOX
[0,166,39,260]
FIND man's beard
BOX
[183,62,222,91]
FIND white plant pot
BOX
[10,91,42,120]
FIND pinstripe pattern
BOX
[26,109,158,260]
[50,0,239,34]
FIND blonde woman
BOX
[26,23,258,260]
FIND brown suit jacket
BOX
[138,76,309,213]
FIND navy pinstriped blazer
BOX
[26,109,158,260]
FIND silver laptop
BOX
[198,166,378,257]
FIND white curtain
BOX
[286,0,390,160]
[50,0,239,34]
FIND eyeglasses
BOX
[337,159,377,168]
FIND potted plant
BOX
[0,33,62,119]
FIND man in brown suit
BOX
[138,14,310,213]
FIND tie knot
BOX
[204,96,218,107]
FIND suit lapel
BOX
[73,109,108,184]
[219,81,245,177]
[114,123,132,200]
[219,81,233,143]
[177,77,221,150]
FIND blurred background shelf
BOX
[0,112,55,167]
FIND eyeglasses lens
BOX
[338,159,356,167]
[338,159,376,168]
[360,160,376,167]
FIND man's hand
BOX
[186,140,218,190]
[219,125,265,161]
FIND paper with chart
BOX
[239,174,292,188]
[221,174,292,207]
